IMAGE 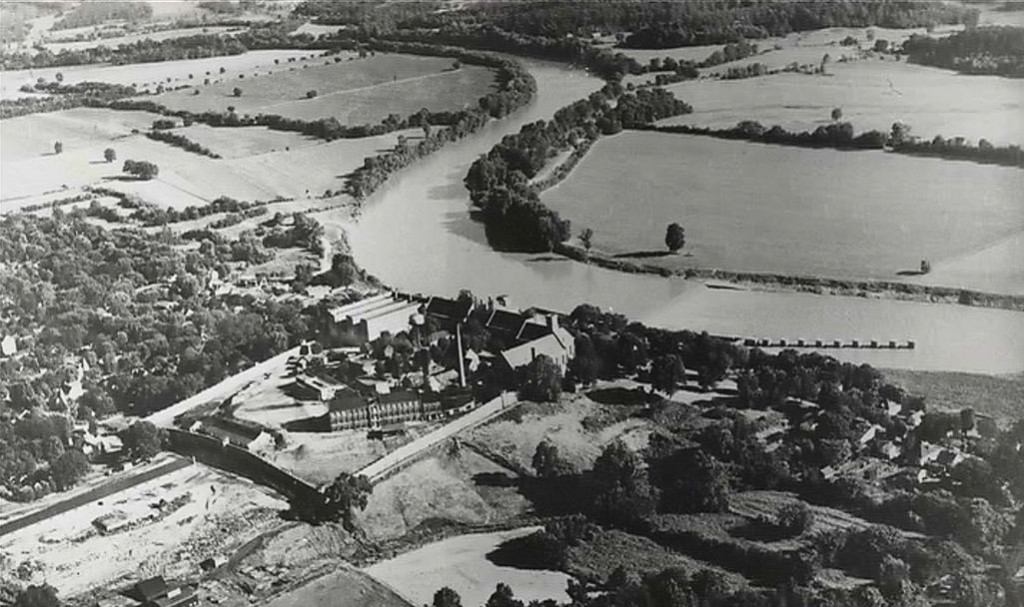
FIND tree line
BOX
[903,26,1024,78]
[463,86,693,252]
[644,120,1024,168]
[144,129,221,158]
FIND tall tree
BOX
[665,223,685,253]
[651,354,686,395]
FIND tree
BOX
[777,502,814,536]
[891,122,911,146]
[919,259,931,274]
[306,89,318,99]
[433,587,462,607]
[122,421,164,460]
[874,39,890,52]
[651,354,685,395]
[103,147,116,163]
[452,59,462,70]
[820,52,831,73]
[322,472,373,529]
[485,583,524,607]
[592,440,658,526]
[519,354,562,402]
[53,141,63,155]
[579,227,593,252]
[233,87,242,97]
[533,440,574,477]
[122,159,159,180]
[665,223,685,253]
[831,107,843,121]
[219,66,226,74]
[15,584,60,607]
[55,72,63,83]
[50,449,89,491]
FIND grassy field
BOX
[2,109,416,209]
[662,58,1024,145]
[176,123,319,158]
[882,368,1024,423]
[542,131,1024,284]
[152,54,496,125]
[466,391,655,473]
[43,25,239,53]
[0,50,319,99]
[357,449,530,540]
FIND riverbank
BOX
[554,241,1024,313]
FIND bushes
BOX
[122,159,160,180]
[144,130,221,158]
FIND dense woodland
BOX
[51,1,152,31]
[296,1,978,48]
[420,302,1024,607]
[0,212,312,417]
[904,26,1024,77]
[464,86,692,252]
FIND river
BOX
[347,59,1024,375]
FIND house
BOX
[294,374,343,401]
[195,418,271,451]
[132,577,169,604]
[146,586,198,607]
[498,315,575,373]
[1,335,16,357]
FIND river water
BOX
[347,60,1024,375]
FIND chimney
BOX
[531,347,536,361]
[546,314,558,333]
[456,323,467,388]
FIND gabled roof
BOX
[425,297,472,324]
[483,309,528,337]
[500,333,570,370]
[135,576,168,602]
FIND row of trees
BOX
[648,120,1024,168]
[144,130,221,158]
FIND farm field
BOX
[662,58,1024,145]
[880,368,1024,423]
[175,123,319,158]
[151,53,496,125]
[2,114,415,208]
[0,107,159,164]
[0,49,320,99]
[542,131,1024,283]
[0,463,285,597]
[42,25,239,53]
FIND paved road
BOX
[146,346,300,427]
[358,392,517,483]
[0,455,191,538]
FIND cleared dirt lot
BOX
[364,527,571,607]
[542,131,1024,283]
[151,53,496,126]
[0,463,286,598]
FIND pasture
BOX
[662,57,1024,145]
[151,53,496,126]
[1,105,418,208]
[42,25,239,53]
[542,131,1024,282]
[0,49,320,99]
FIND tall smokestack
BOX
[456,323,467,388]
